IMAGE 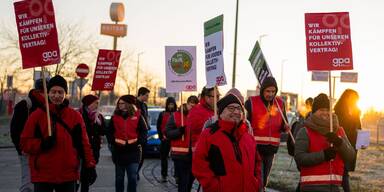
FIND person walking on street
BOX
[166,95,199,192]
[156,97,177,182]
[136,87,150,179]
[79,94,106,192]
[10,78,47,192]
[294,93,356,192]
[193,91,262,192]
[245,76,289,190]
[334,89,361,192]
[108,95,148,192]
[20,75,97,192]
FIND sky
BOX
[1,0,384,112]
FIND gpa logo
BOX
[104,82,114,89]
[42,51,58,62]
[332,58,351,67]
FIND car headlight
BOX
[148,134,159,140]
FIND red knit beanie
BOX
[82,94,99,106]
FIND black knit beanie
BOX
[312,93,330,113]
[48,75,68,93]
[217,93,243,115]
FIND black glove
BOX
[325,132,343,147]
[179,126,186,134]
[323,147,336,161]
[86,167,97,185]
[41,136,56,151]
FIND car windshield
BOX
[148,109,163,130]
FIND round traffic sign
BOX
[76,63,89,78]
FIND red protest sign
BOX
[305,12,353,71]
[91,49,121,91]
[76,63,89,78]
[14,0,61,69]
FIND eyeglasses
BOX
[207,94,220,98]
[225,105,243,113]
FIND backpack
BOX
[287,117,305,156]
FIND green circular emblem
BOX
[169,50,192,75]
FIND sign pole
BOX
[275,99,295,144]
[41,67,52,136]
[79,78,83,106]
[214,87,218,118]
[329,71,333,133]
[180,91,184,126]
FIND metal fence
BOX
[362,117,384,145]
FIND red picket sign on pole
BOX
[14,0,61,69]
[91,49,121,91]
[305,12,353,71]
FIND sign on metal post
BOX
[311,71,329,81]
[100,24,127,37]
[76,63,89,78]
[340,72,358,83]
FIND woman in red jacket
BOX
[21,75,96,192]
[107,95,148,192]
[192,90,262,192]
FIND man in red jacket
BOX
[21,75,96,192]
[186,86,218,152]
[193,90,262,192]
[245,76,289,190]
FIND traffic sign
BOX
[76,63,89,78]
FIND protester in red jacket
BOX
[193,90,262,192]
[108,95,148,192]
[186,87,218,152]
[20,75,96,192]
[166,95,199,192]
[156,97,177,182]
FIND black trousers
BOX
[260,154,275,189]
[34,181,77,192]
[160,140,171,177]
[174,159,194,192]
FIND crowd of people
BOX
[10,75,361,192]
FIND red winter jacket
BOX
[186,99,214,151]
[20,102,96,183]
[113,110,141,145]
[192,120,262,192]
[170,111,190,156]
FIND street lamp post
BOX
[136,52,144,94]
[231,0,239,88]
[258,34,268,45]
[281,59,287,94]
